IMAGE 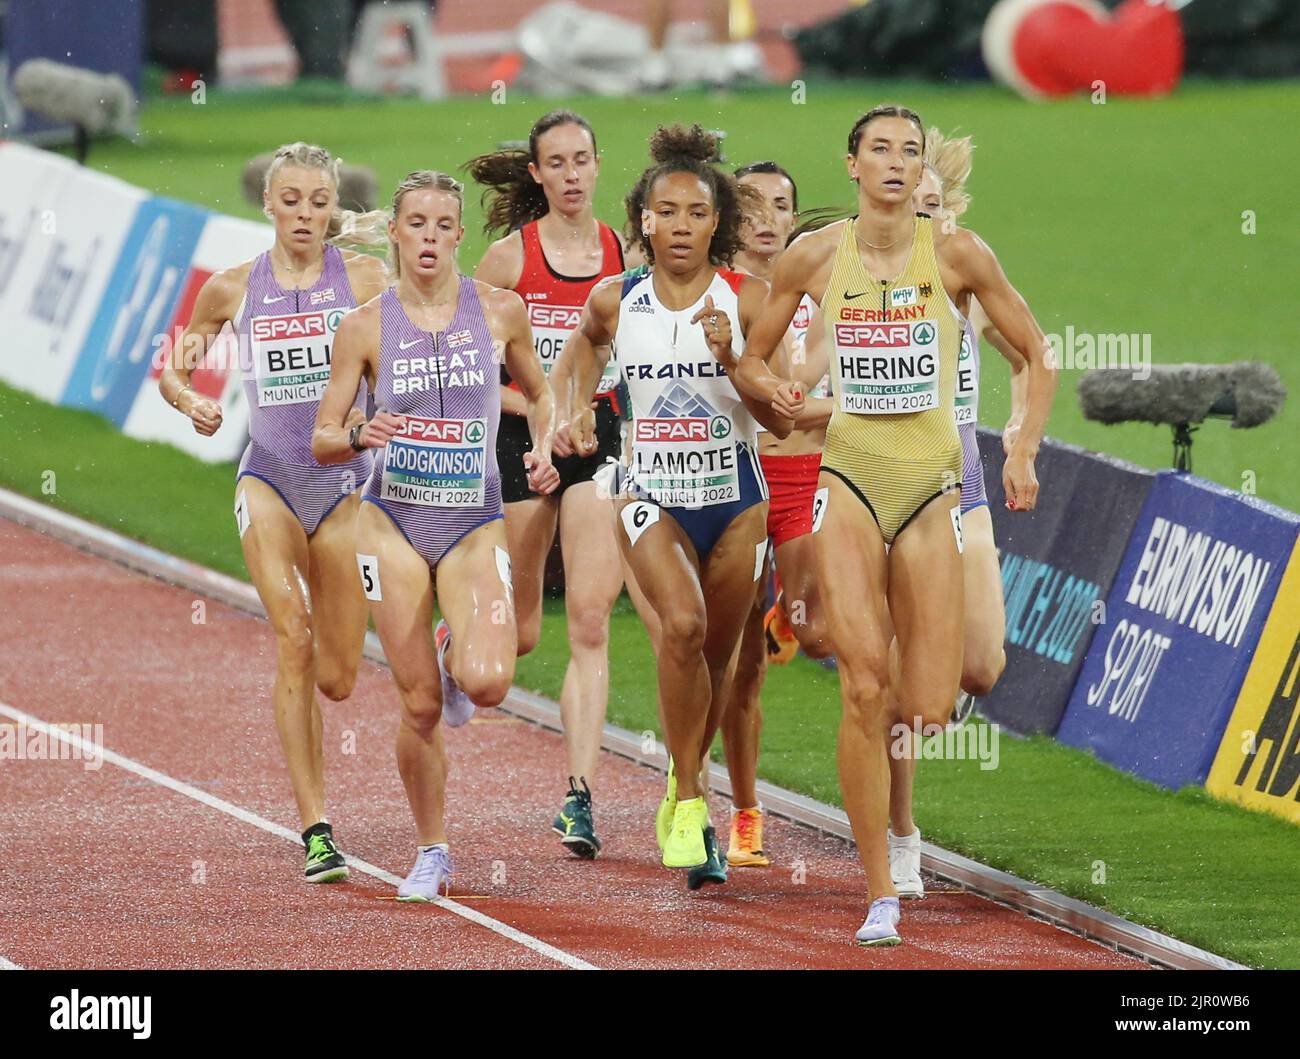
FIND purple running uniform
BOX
[363,279,504,567]
[236,244,372,535]
[956,314,987,514]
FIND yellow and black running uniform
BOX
[820,214,963,545]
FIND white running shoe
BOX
[435,620,475,728]
[855,896,902,946]
[889,827,925,898]
[397,844,452,902]
[950,691,977,728]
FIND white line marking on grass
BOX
[0,701,595,971]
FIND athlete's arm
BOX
[312,300,395,464]
[735,237,816,419]
[158,266,243,436]
[493,287,560,496]
[555,276,620,458]
[341,249,391,304]
[791,310,834,431]
[970,296,1029,455]
[947,230,1056,511]
[731,276,793,439]
[474,232,529,418]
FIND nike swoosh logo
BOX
[399,339,421,350]
[844,291,870,301]
[262,294,287,304]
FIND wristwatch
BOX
[348,423,365,451]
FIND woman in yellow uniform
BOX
[737,104,1055,945]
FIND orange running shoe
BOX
[764,602,799,665]
[726,807,770,867]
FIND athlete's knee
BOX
[659,608,707,657]
[315,660,357,702]
[515,612,542,657]
[962,648,1005,698]
[274,612,315,675]
[457,657,513,709]
[399,681,443,736]
[566,604,609,654]
[793,613,832,659]
[838,646,891,718]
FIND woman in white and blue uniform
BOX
[560,125,796,889]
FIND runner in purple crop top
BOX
[313,170,558,903]
[160,142,389,886]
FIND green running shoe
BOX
[303,824,348,884]
[551,776,601,859]
[687,825,728,890]
[655,757,678,852]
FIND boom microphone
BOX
[1078,362,1285,471]
[13,59,136,162]
[241,154,379,214]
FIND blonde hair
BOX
[262,141,389,250]
[385,170,465,278]
[923,127,974,218]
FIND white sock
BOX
[417,842,449,853]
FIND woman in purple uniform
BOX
[313,171,558,902]
[160,142,388,884]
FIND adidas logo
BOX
[628,292,654,314]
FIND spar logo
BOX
[959,331,974,362]
[635,416,731,443]
[709,415,731,440]
[529,304,582,329]
[401,418,483,444]
[251,313,329,341]
[913,321,936,345]
[835,323,912,348]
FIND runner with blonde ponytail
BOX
[159,141,389,884]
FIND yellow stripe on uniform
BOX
[820,215,964,544]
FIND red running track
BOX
[0,519,1144,970]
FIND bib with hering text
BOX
[833,318,939,415]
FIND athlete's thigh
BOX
[773,531,822,626]
[354,502,436,698]
[236,476,312,635]
[888,493,965,714]
[700,503,769,672]
[960,506,1006,667]
[503,493,558,613]
[306,493,367,669]
[613,497,704,633]
[433,519,517,670]
[813,471,891,665]
[559,481,624,618]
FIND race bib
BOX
[954,328,977,426]
[833,318,939,415]
[380,416,487,507]
[251,308,344,407]
[529,301,619,393]
[630,415,739,507]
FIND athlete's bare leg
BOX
[237,477,325,831]
[557,481,625,783]
[722,565,766,811]
[773,532,831,659]
[306,492,368,702]
[959,506,1006,696]
[503,493,559,657]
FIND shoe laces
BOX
[307,832,334,859]
[411,846,451,885]
[868,897,898,928]
[734,810,759,849]
[565,776,592,809]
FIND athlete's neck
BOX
[270,240,325,286]
[651,261,715,310]
[853,197,914,253]
[537,206,599,245]
[733,248,777,280]
[397,268,460,324]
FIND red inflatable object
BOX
[983,0,1184,99]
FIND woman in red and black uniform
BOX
[468,110,638,859]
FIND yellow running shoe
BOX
[655,757,678,851]
[662,796,709,868]
[764,602,799,665]
[726,807,770,867]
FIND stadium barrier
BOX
[0,141,267,462]
[2,141,1296,826]
[976,428,1155,735]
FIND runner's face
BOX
[647,172,718,272]
[847,116,923,207]
[738,172,796,256]
[914,168,943,215]
[530,123,599,218]
[390,188,464,279]
[265,166,335,249]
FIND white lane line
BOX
[0,702,595,971]
[0,955,22,969]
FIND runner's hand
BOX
[361,410,406,448]
[185,393,223,437]
[691,295,733,364]
[1003,453,1039,512]
[524,450,560,495]
[570,406,598,458]
[1002,415,1023,457]
[773,380,804,420]
[553,400,596,458]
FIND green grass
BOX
[3,379,1298,968]
[80,79,1300,510]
